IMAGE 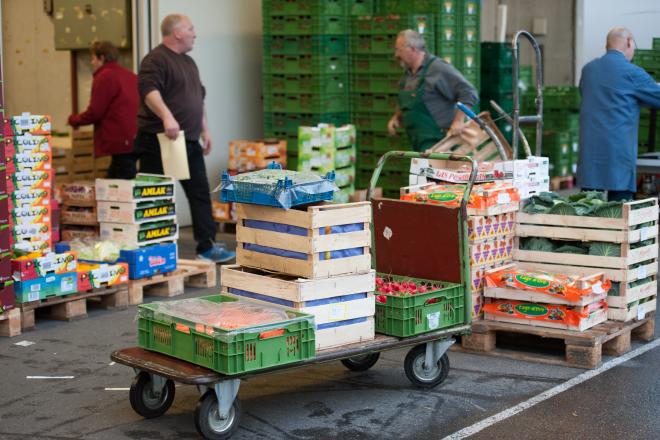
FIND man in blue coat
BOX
[578,27,660,201]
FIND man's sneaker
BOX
[197,244,235,263]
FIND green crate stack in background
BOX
[296,123,357,202]
[350,14,434,196]
[262,0,355,170]
[522,86,580,177]
[632,37,660,156]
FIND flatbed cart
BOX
[111,151,476,440]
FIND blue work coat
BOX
[577,50,660,192]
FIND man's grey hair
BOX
[398,29,427,52]
[161,14,186,37]
[606,27,633,48]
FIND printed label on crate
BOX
[139,223,177,242]
[484,299,607,328]
[11,223,51,241]
[12,251,76,281]
[12,238,51,255]
[11,205,50,224]
[96,175,175,202]
[468,212,516,241]
[6,114,52,135]
[133,185,174,199]
[5,135,52,154]
[77,262,129,290]
[13,151,51,172]
[10,189,51,210]
[135,201,176,222]
[10,170,52,191]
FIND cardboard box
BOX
[212,200,232,222]
[12,251,77,281]
[9,170,52,191]
[493,156,550,180]
[11,204,52,225]
[100,220,178,247]
[118,242,178,279]
[11,151,52,173]
[96,199,176,224]
[77,262,129,291]
[60,205,98,226]
[61,225,99,242]
[468,212,516,242]
[14,272,77,303]
[10,223,51,246]
[95,174,175,202]
[0,252,10,280]
[9,189,51,210]
[6,134,54,154]
[11,238,51,255]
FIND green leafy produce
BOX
[522,202,550,214]
[588,242,621,257]
[548,201,577,215]
[609,282,620,296]
[567,191,606,203]
[573,202,593,216]
[554,244,588,254]
[520,237,555,252]
[630,239,655,250]
[590,202,623,218]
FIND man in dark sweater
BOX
[134,14,234,263]
[388,29,479,151]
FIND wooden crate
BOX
[316,317,375,350]
[235,201,372,279]
[514,198,658,321]
[128,259,216,305]
[484,306,608,331]
[460,313,655,369]
[0,309,21,337]
[221,265,375,303]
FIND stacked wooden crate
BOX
[221,201,375,350]
[59,181,99,241]
[51,131,110,183]
[513,198,658,322]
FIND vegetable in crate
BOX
[375,275,444,300]
[219,162,338,209]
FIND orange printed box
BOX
[4,114,52,136]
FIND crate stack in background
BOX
[350,14,433,198]
[480,42,534,144]
[296,123,357,202]
[633,37,660,156]
[262,0,354,172]
[51,131,110,183]
[522,86,580,184]
[58,181,99,241]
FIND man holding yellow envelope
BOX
[133,14,234,263]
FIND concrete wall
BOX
[575,0,660,83]
[480,0,576,86]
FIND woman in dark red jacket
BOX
[68,41,139,179]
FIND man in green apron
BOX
[388,30,478,152]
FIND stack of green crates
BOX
[350,14,434,197]
[480,43,534,144]
[633,37,660,155]
[522,86,580,177]
[296,123,357,202]
[262,0,355,170]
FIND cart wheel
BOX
[404,344,450,388]
[129,372,175,418]
[340,353,381,372]
[194,391,241,440]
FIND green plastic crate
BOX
[461,0,480,16]
[349,0,374,15]
[263,54,348,75]
[264,93,349,113]
[481,42,512,67]
[358,130,411,152]
[654,38,660,51]
[264,73,349,95]
[543,86,580,110]
[264,15,347,36]
[350,34,397,54]
[264,112,350,136]
[263,0,347,16]
[351,54,401,74]
[438,13,457,27]
[358,150,410,171]
[137,295,316,375]
[456,52,478,70]
[374,274,464,337]
[263,35,348,56]
[458,24,479,42]
[351,74,400,94]
[353,112,397,131]
[549,159,571,178]
[351,14,434,36]
[543,110,580,132]
[376,0,443,13]
[351,93,398,113]
[436,25,458,42]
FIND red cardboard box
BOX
[11,251,77,281]
[77,262,129,291]
[0,280,15,313]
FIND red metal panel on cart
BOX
[372,198,462,284]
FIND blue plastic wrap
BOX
[218,163,338,209]
[242,219,364,260]
[228,287,368,308]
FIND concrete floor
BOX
[0,226,658,440]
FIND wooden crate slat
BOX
[607,298,657,321]
[607,279,657,308]
[484,287,606,306]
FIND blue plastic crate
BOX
[218,163,337,209]
[118,243,178,279]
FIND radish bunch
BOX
[375,276,442,303]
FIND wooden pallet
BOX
[550,175,575,191]
[128,259,217,305]
[0,309,21,337]
[19,285,129,331]
[460,313,655,369]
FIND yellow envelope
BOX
[157,130,190,180]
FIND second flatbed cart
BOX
[111,151,477,439]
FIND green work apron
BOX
[398,56,446,152]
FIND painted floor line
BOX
[441,337,660,440]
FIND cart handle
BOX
[367,150,477,207]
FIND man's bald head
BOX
[606,27,636,61]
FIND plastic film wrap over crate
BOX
[137,296,315,343]
[217,163,338,209]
